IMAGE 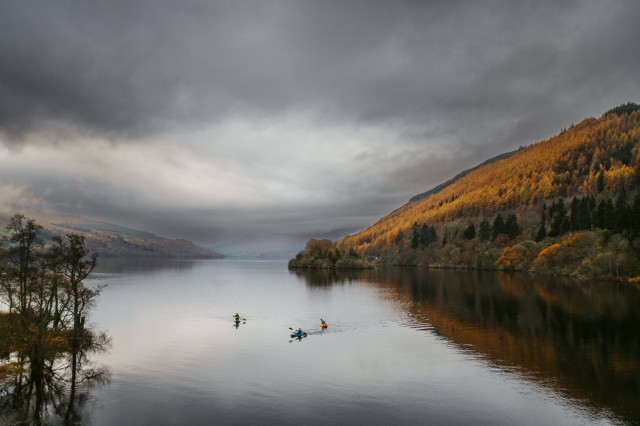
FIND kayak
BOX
[291,332,307,338]
[321,323,327,328]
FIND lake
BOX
[17,259,640,425]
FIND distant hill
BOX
[0,211,224,259]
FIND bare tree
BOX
[54,234,101,347]
[2,214,42,331]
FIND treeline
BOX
[537,190,640,241]
[345,189,640,279]
[0,214,104,369]
[288,239,373,269]
[410,213,522,249]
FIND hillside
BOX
[408,149,518,203]
[292,104,640,278]
[0,210,224,259]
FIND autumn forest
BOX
[290,104,640,280]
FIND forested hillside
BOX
[0,211,223,259]
[297,104,640,279]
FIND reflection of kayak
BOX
[291,332,307,338]
[321,323,327,328]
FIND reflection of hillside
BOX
[295,268,640,423]
[94,257,199,274]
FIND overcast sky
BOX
[1,0,639,252]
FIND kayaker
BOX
[234,313,240,322]
[297,328,303,335]
[321,319,326,326]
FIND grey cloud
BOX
[2,0,640,252]
[2,0,638,143]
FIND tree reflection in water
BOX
[0,331,111,425]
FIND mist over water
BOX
[74,259,640,425]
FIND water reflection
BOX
[294,268,640,424]
[289,268,368,287]
[0,334,111,424]
[93,256,202,274]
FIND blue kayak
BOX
[291,332,307,338]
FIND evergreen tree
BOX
[505,214,521,240]
[597,170,605,192]
[492,214,505,240]
[595,199,606,229]
[630,193,640,238]
[578,197,591,230]
[570,197,580,231]
[333,248,342,261]
[548,200,557,219]
[478,219,491,241]
[549,200,569,237]
[428,226,438,246]
[604,198,616,230]
[615,188,629,233]
[535,212,547,242]
[419,223,429,246]
[411,222,420,249]
[442,227,450,246]
[596,199,617,230]
[588,195,596,213]
[463,223,476,240]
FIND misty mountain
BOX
[0,210,223,259]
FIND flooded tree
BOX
[0,213,111,424]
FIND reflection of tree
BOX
[0,332,111,425]
[289,268,370,287]
[93,256,197,274]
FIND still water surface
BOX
[73,260,640,424]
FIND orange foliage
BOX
[537,243,561,259]
[340,110,640,252]
[495,245,527,269]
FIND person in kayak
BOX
[234,313,240,322]
[321,319,326,326]
[297,328,303,335]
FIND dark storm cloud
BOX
[2,0,638,142]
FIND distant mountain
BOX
[212,230,355,259]
[0,210,224,259]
